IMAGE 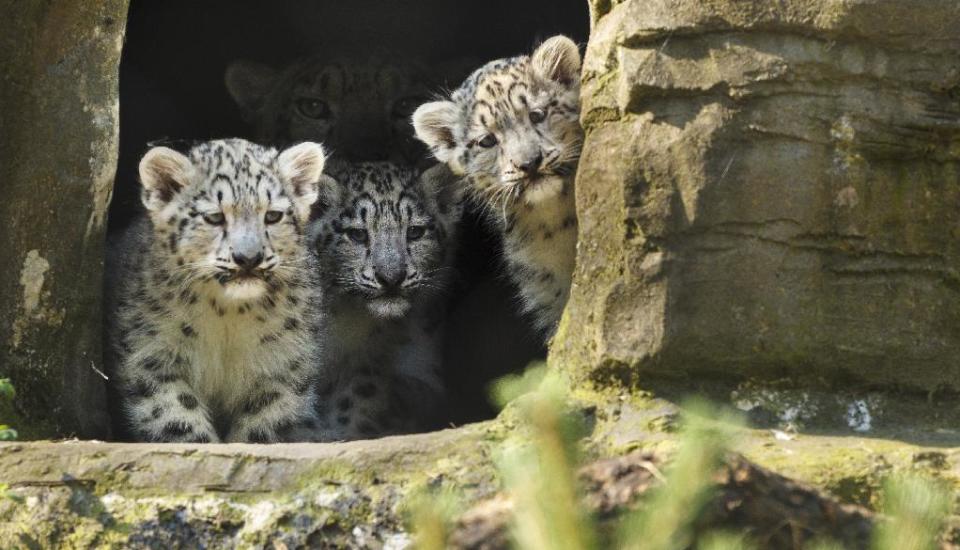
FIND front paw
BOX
[140,421,220,443]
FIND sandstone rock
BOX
[0,1,128,439]
[555,0,960,392]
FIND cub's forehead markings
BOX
[397,185,425,205]
[507,81,530,104]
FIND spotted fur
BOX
[106,139,327,443]
[307,161,462,439]
[412,36,582,338]
[226,55,458,165]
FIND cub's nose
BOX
[374,266,407,292]
[518,153,543,176]
[232,251,264,271]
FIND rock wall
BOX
[0,1,128,438]
[555,0,960,392]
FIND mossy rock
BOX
[555,0,960,392]
[4,387,960,547]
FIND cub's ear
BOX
[279,142,326,214]
[419,163,464,218]
[309,173,342,221]
[224,60,278,113]
[139,146,193,212]
[305,172,343,248]
[412,100,462,166]
[531,35,581,86]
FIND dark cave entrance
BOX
[109,0,589,438]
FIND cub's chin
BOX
[521,175,565,205]
[221,277,269,301]
[367,295,412,319]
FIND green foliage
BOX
[0,378,15,441]
[0,378,20,503]
[617,401,743,550]
[873,475,950,550]
[497,372,595,550]
[0,426,16,441]
[488,362,547,410]
[418,366,752,549]
[407,488,463,550]
[0,378,14,400]
[413,367,952,550]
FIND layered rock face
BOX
[556,0,960,391]
[0,2,128,438]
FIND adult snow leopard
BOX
[225,55,447,165]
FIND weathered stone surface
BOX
[0,426,500,548]
[554,0,960,391]
[0,1,129,438]
[3,396,960,547]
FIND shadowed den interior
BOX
[108,0,589,436]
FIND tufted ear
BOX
[530,35,581,86]
[279,142,326,216]
[139,146,194,212]
[224,59,278,114]
[418,163,464,219]
[412,100,462,167]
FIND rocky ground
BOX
[3,388,959,548]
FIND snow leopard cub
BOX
[307,161,462,440]
[107,139,327,443]
[225,55,440,165]
[413,35,582,338]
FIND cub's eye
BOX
[202,212,225,225]
[406,225,426,241]
[528,109,547,124]
[346,228,368,244]
[478,134,498,148]
[392,95,429,119]
[295,98,332,120]
[264,210,283,224]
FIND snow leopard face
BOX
[308,162,461,319]
[226,56,448,164]
[412,36,583,207]
[138,139,325,302]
